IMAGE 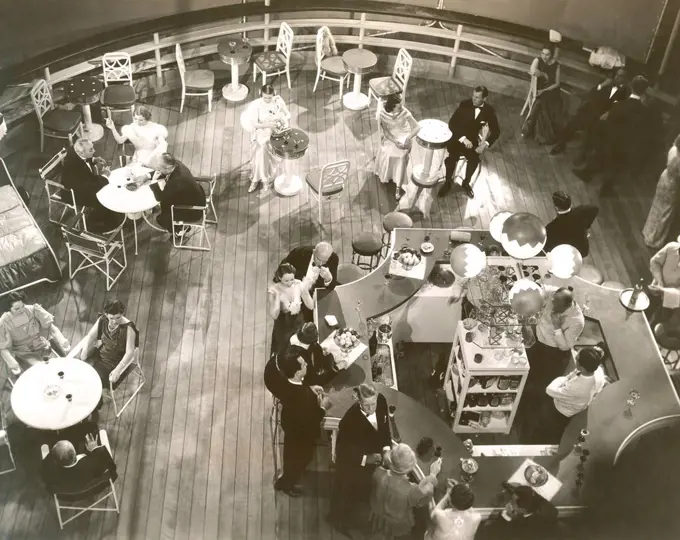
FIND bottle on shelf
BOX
[369,331,378,357]
[356,300,367,338]
[629,278,645,307]
[388,405,402,443]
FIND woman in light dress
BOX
[105,105,168,169]
[521,45,564,144]
[425,481,481,540]
[268,263,314,355]
[241,85,291,193]
[376,93,420,200]
[642,134,680,249]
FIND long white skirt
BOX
[251,129,280,185]
[375,139,410,189]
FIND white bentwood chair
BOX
[175,43,215,113]
[312,26,347,100]
[30,80,82,152]
[252,22,294,89]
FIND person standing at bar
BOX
[648,237,680,327]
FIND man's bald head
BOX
[52,440,77,467]
[552,287,574,313]
[313,242,333,266]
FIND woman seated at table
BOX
[241,84,291,193]
[76,299,138,387]
[268,263,314,355]
[521,45,564,145]
[105,105,168,169]
[0,291,70,376]
[376,93,420,200]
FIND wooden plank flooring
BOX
[0,69,665,539]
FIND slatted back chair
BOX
[368,48,413,115]
[175,43,215,113]
[62,212,127,290]
[305,159,350,227]
[101,52,137,119]
[30,79,83,152]
[312,27,347,99]
[0,404,16,476]
[195,175,218,225]
[253,22,294,88]
[40,430,119,529]
[40,148,81,228]
[171,202,211,251]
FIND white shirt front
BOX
[609,86,618,99]
[305,256,332,287]
[546,367,606,417]
[363,411,378,430]
[474,106,482,119]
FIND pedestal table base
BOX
[343,92,370,111]
[274,174,302,197]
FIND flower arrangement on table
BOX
[333,328,361,351]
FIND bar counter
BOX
[316,228,680,513]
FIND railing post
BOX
[43,67,51,85]
[449,24,463,78]
[153,33,163,85]
[264,0,271,51]
[358,13,367,49]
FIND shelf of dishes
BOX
[456,324,529,370]
[457,410,510,431]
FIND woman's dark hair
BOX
[103,299,125,315]
[134,105,152,120]
[541,43,556,56]
[279,345,306,378]
[273,263,296,283]
[6,291,27,308]
[261,84,275,96]
[577,346,605,373]
[383,93,403,114]
[450,483,475,510]
[630,75,649,96]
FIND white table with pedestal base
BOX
[269,128,310,197]
[218,37,252,102]
[97,164,167,255]
[342,48,378,111]
[10,357,103,431]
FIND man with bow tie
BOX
[439,86,500,199]
[62,138,124,232]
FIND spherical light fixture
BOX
[509,278,546,317]
[489,211,512,242]
[547,244,583,279]
[500,212,546,259]
[450,243,487,278]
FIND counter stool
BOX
[337,263,365,285]
[351,232,383,271]
[654,323,680,369]
[578,264,604,285]
[382,211,413,257]
[602,281,625,290]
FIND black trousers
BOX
[277,431,316,490]
[525,340,572,396]
[329,464,375,526]
[525,399,572,444]
[444,141,480,187]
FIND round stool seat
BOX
[578,264,604,285]
[382,211,413,233]
[602,281,625,290]
[337,263,365,285]
[352,232,383,256]
[654,323,680,350]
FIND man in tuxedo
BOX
[281,322,340,385]
[273,347,327,497]
[550,68,629,155]
[328,383,392,533]
[573,75,651,195]
[41,431,117,493]
[439,86,500,199]
[62,138,124,232]
[543,191,599,257]
[149,153,206,237]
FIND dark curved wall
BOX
[0,0,668,68]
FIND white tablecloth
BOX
[97,164,159,214]
[10,357,103,430]
[508,458,563,501]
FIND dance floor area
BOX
[0,69,660,539]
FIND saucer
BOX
[420,242,434,253]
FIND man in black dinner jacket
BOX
[62,138,124,232]
[150,153,206,237]
[550,68,629,156]
[439,85,500,199]
[280,241,339,320]
[543,191,599,257]
[328,383,392,533]
[273,347,327,497]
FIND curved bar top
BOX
[316,228,680,510]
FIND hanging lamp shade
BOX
[489,211,512,242]
[509,278,545,317]
[500,212,546,259]
[450,243,487,278]
[548,244,583,279]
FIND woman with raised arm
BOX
[105,105,168,168]
[268,263,314,355]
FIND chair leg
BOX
[180,89,185,113]
[40,129,45,153]
[208,90,212,112]
[253,64,258,81]
[286,67,291,90]
[313,69,321,93]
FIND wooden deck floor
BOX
[0,69,663,540]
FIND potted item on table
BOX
[334,328,360,351]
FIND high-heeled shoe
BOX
[248,181,259,193]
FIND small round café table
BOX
[97,164,166,255]
[218,36,252,102]
[11,357,103,431]
[342,48,378,111]
[269,128,310,197]
[64,75,104,142]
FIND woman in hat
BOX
[369,443,442,539]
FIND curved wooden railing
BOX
[0,0,676,123]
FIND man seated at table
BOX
[280,322,341,386]
[150,153,206,238]
[62,138,124,232]
[280,241,339,320]
[42,430,117,493]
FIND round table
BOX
[218,37,252,102]
[64,76,104,142]
[342,48,378,111]
[97,164,166,255]
[269,128,309,196]
[413,119,452,181]
[10,357,103,431]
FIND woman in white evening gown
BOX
[105,105,168,169]
[240,85,291,193]
[268,263,314,355]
